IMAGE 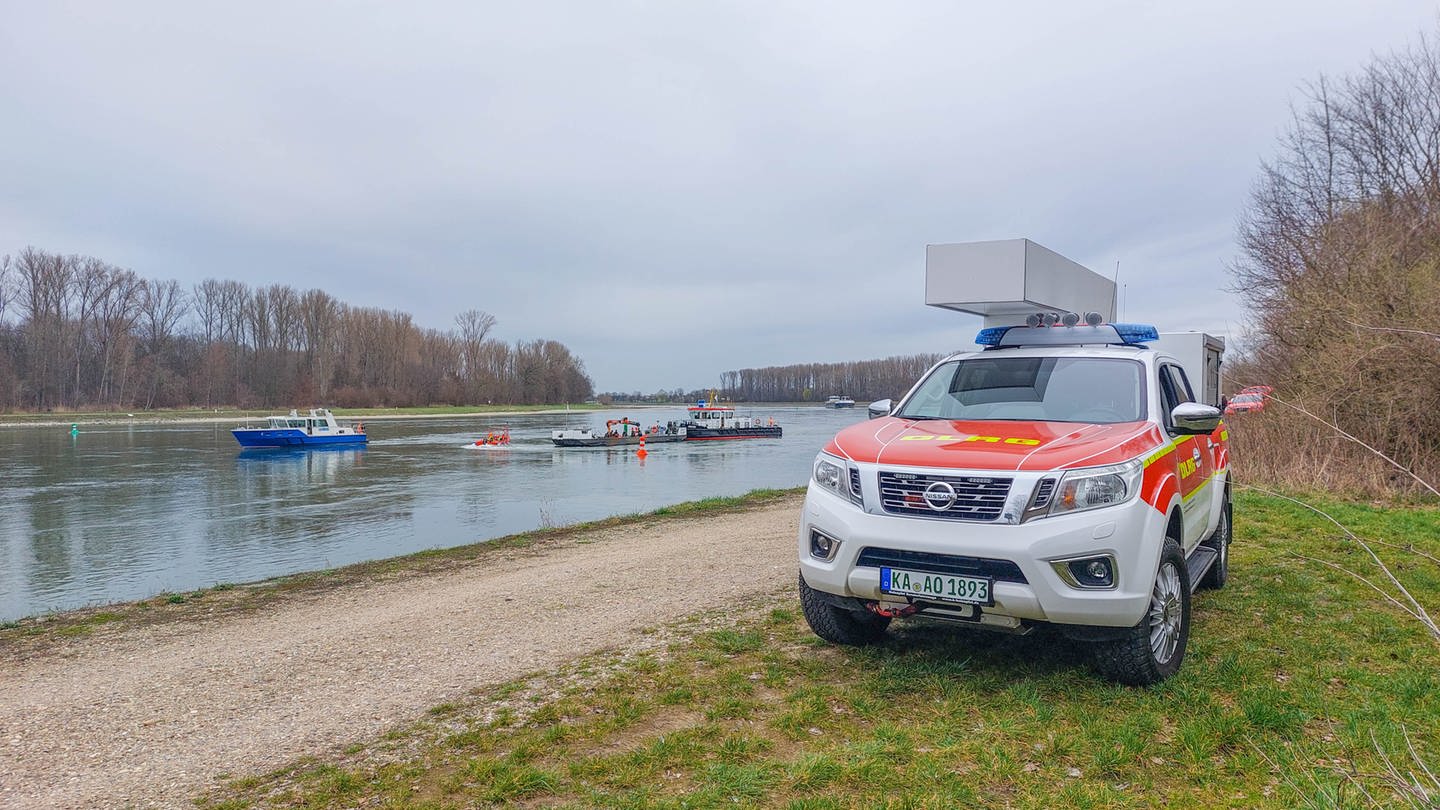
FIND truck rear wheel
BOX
[1092,539,1190,685]
[798,572,890,645]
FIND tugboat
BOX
[682,399,782,440]
[232,408,367,448]
[551,418,686,447]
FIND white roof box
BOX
[925,239,1117,328]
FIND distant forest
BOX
[718,355,945,403]
[600,354,947,405]
[0,247,594,411]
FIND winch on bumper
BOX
[797,467,1166,632]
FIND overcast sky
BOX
[2,2,1435,393]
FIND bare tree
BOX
[300,289,342,402]
[13,248,73,409]
[455,309,497,400]
[0,254,12,324]
[92,266,144,404]
[138,279,188,409]
[1231,24,1440,493]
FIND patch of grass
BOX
[54,624,96,638]
[648,488,795,518]
[198,493,1440,808]
[427,702,463,718]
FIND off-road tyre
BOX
[1199,488,1232,590]
[1092,539,1191,686]
[798,572,891,645]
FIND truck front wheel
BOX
[1092,539,1191,685]
[798,572,891,645]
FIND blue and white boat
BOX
[231,408,368,448]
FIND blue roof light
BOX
[975,326,1012,347]
[973,318,1161,348]
[1111,323,1160,344]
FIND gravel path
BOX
[0,497,802,808]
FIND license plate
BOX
[880,567,993,605]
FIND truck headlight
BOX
[1049,459,1143,516]
[813,454,847,498]
[812,453,864,506]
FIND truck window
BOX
[1158,364,1194,431]
[896,356,1146,423]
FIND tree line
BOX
[0,247,593,411]
[716,355,945,403]
[1229,24,1440,494]
[598,354,948,405]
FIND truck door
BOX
[1159,363,1214,551]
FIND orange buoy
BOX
[637,434,647,458]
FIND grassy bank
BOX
[193,491,1439,809]
[0,489,801,653]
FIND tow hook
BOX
[867,602,920,618]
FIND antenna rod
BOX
[1112,260,1120,321]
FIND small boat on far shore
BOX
[824,395,856,408]
[232,408,367,448]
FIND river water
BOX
[0,406,868,621]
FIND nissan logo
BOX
[922,481,958,511]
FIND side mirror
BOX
[867,398,892,419]
[1171,402,1222,435]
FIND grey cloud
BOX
[1,0,1433,391]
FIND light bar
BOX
[976,326,1012,346]
[1110,323,1160,343]
[975,315,1159,348]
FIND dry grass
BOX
[1226,407,1439,503]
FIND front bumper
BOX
[798,478,1167,628]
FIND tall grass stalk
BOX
[1243,386,1440,500]
[1226,370,1440,806]
[1235,483,1439,643]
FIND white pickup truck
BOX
[797,318,1231,684]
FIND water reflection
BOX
[0,406,868,619]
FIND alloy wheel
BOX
[1148,562,1183,664]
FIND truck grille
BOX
[878,471,1012,521]
[856,547,1027,583]
[1031,478,1056,509]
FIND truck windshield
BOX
[895,356,1146,423]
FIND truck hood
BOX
[825,417,1164,472]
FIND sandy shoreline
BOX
[0,495,803,808]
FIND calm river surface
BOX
[0,406,868,620]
